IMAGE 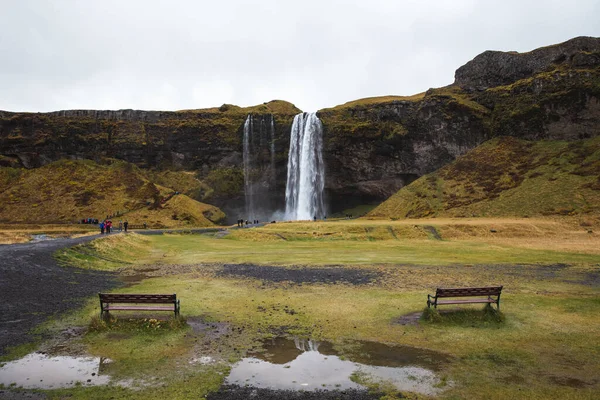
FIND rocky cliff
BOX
[1,37,599,219]
[0,101,300,219]
[318,36,600,212]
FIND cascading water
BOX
[242,114,277,221]
[284,112,325,220]
[243,115,255,219]
[270,115,276,187]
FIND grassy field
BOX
[4,218,600,399]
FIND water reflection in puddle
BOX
[226,338,450,395]
[0,353,110,389]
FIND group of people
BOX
[99,219,129,234]
[236,219,260,227]
[80,218,99,224]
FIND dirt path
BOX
[0,236,120,356]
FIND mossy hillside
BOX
[143,169,213,201]
[0,159,224,226]
[369,136,600,219]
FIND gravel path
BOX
[0,236,120,356]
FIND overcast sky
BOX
[1,1,599,113]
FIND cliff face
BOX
[318,93,489,210]
[318,36,600,212]
[0,101,300,219]
[1,37,599,218]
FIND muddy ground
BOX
[218,264,380,285]
[206,386,384,400]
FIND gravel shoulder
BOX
[206,386,382,400]
[0,236,120,356]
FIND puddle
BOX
[119,268,159,287]
[226,338,451,395]
[0,353,110,389]
[30,234,56,242]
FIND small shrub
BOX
[420,305,505,325]
[88,315,186,333]
[420,307,442,322]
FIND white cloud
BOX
[1,0,599,112]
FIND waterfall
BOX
[243,115,255,219]
[270,115,276,186]
[242,114,277,221]
[284,112,325,220]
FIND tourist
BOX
[118,220,123,232]
[124,220,129,232]
[100,221,105,234]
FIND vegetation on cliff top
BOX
[0,159,224,226]
[178,99,302,115]
[322,93,426,111]
[369,136,600,219]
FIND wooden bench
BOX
[427,286,503,310]
[99,293,180,318]
[127,224,147,230]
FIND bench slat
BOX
[99,294,176,304]
[436,299,497,305]
[105,306,175,311]
[436,286,502,297]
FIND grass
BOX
[0,159,224,227]
[4,218,600,399]
[321,93,426,111]
[0,224,98,244]
[62,218,600,267]
[178,99,302,115]
[369,136,600,219]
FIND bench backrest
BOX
[436,286,502,297]
[99,293,176,304]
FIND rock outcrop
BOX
[455,36,600,91]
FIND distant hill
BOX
[369,136,600,219]
[0,159,225,227]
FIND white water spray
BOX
[243,115,254,219]
[284,112,325,220]
[242,114,277,220]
